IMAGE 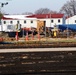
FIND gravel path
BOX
[0,47,76,53]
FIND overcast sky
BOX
[0,0,70,14]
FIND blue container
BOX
[57,24,76,32]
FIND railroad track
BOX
[0,51,76,74]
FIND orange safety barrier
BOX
[15,31,19,41]
[38,32,40,40]
[25,32,29,41]
[0,37,3,42]
[22,28,31,31]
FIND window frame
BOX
[10,21,13,24]
[17,20,20,24]
[75,20,76,23]
[24,20,26,24]
[58,19,60,23]
[31,20,33,23]
[3,21,6,24]
[51,20,54,23]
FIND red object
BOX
[26,14,64,19]
[0,38,3,42]
[22,28,31,31]
[15,31,18,41]
[38,32,40,40]
[2,16,18,20]
[26,36,28,40]
[25,32,28,40]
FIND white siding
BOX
[20,20,37,28]
[1,19,37,32]
[39,18,63,27]
[0,25,2,31]
[66,15,76,24]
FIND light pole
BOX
[0,2,8,31]
[0,2,8,13]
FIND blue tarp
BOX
[57,24,76,32]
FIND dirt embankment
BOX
[0,42,76,49]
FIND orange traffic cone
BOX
[25,32,28,41]
[15,31,18,41]
[38,32,40,40]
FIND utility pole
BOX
[67,14,69,39]
[45,15,48,39]
[50,13,51,37]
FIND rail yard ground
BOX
[0,48,76,75]
[0,39,76,75]
[1,37,76,49]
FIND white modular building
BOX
[66,15,76,24]
[0,14,65,32]
[27,14,64,28]
[0,15,37,32]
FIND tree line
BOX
[23,0,76,17]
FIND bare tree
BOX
[35,8,50,14]
[0,13,3,20]
[60,0,76,16]
[22,12,33,15]
[35,8,58,14]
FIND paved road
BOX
[0,47,76,53]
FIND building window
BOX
[10,21,13,24]
[17,21,19,24]
[58,19,60,23]
[4,21,6,24]
[24,20,26,24]
[75,20,76,23]
[51,20,53,23]
[7,25,12,29]
[31,20,33,23]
